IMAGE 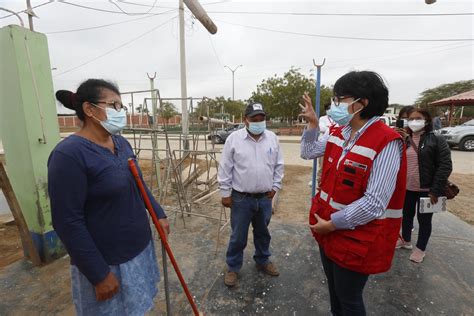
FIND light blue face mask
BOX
[92,104,127,135]
[327,98,361,126]
[247,121,266,135]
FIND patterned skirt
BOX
[71,240,160,316]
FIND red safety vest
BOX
[310,120,407,274]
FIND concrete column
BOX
[0,25,64,262]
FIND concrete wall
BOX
[0,25,64,261]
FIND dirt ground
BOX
[0,165,474,315]
[1,165,472,269]
[0,221,23,268]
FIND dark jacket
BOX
[408,132,452,196]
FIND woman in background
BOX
[396,108,452,263]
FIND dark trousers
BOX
[320,247,369,316]
[401,190,433,251]
[226,191,273,272]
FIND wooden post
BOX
[0,162,42,266]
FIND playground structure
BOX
[121,89,232,254]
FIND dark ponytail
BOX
[55,79,120,121]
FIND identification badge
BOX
[344,159,368,172]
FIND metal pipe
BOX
[128,159,200,315]
[311,58,326,197]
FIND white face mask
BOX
[408,119,426,132]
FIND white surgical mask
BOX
[327,98,361,126]
[408,119,425,132]
[91,104,127,135]
[248,121,266,135]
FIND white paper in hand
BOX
[419,197,447,214]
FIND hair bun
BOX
[55,90,77,110]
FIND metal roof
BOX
[430,90,474,106]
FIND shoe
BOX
[224,271,238,287]
[409,247,426,263]
[256,262,280,276]
[395,238,413,250]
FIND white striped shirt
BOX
[300,117,403,230]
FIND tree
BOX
[414,80,474,114]
[249,68,332,124]
[194,97,246,121]
[159,101,179,124]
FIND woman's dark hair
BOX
[55,79,120,121]
[408,107,433,133]
[333,71,389,119]
[398,105,414,119]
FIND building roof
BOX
[430,90,474,106]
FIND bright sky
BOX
[1,0,473,114]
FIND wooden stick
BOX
[0,163,42,266]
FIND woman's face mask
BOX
[408,119,426,132]
[91,103,127,135]
[327,98,361,126]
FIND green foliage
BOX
[194,97,246,120]
[249,68,332,122]
[159,101,178,122]
[414,80,474,113]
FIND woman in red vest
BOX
[395,108,452,263]
[300,71,407,316]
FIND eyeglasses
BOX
[92,101,128,112]
[331,96,353,106]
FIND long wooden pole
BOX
[0,163,42,266]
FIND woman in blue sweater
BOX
[48,79,169,315]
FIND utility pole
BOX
[26,0,35,31]
[179,0,218,148]
[224,65,243,100]
[179,0,189,149]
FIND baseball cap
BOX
[245,103,266,117]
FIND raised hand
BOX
[298,92,319,130]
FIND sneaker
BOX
[409,247,426,263]
[395,238,413,250]
[256,262,280,276]
[224,271,238,287]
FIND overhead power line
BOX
[109,0,158,15]
[115,0,176,10]
[54,15,177,77]
[0,0,53,19]
[58,0,160,15]
[216,20,474,42]
[207,10,474,17]
[46,8,176,34]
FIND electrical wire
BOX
[207,32,224,68]
[207,10,474,17]
[53,15,177,77]
[326,43,473,70]
[46,8,176,34]
[216,19,474,42]
[110,0,158,15]
[58,0,158,15]
[0,0,53,19]
[116,0,175,10]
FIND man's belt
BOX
[232,189,270,199]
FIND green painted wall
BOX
[0,25,63,260]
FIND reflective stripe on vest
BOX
[328,135,344,148]
[329,199,402,219]
[350,145,377,160]
[320,190,329,202]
